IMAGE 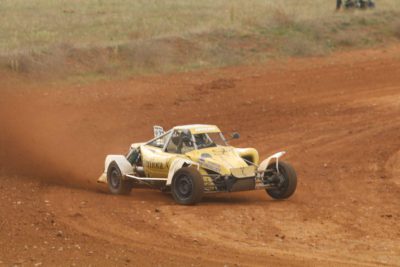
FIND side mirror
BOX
[232,132,240,139]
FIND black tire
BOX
[171,167,204,205]
[265,161,297,200]
[107,161,132,195]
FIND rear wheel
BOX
[264,161,297,199]
[171,167,204,205]
[107,161,132,195]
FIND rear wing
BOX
[153,125,164,138]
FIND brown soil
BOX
[0,45,400,266]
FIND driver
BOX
[180,131,194,153]
[194,134,212,149]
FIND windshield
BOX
[194,132,227,149]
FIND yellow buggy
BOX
[98,124,297,205]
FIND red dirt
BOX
[1,45,400,266]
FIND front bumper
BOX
[230,166,257,178]
[229,177,256,192]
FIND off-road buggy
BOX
[98,125,297,205]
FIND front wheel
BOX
[107,161,132,195]
[264,161,297,199]
[171,167,204,205]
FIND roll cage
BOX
[145,128,227,154]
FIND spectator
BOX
[336,0,342,10]
[337,0,375,10]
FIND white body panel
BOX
[257,151,286,176]
[97,155,134,183]
[166,158,198,186]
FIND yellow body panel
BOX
[235,147,260,165]
[139,125,259,181]
[186,146,248,176]
[141,145,176,177]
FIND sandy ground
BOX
[0,45,400,266]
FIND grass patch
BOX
[0,0,399,78]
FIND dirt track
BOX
[0,46,400,266]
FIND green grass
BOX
[0,0,330,52]
[1,0,400,77]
